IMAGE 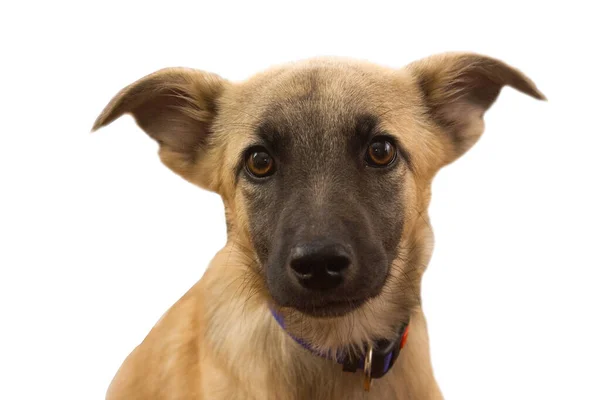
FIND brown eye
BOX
[366,137,397,167]
[245,148,275,178]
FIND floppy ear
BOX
[92,68,229,189]
[407,52,545,164]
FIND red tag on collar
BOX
[400,324,410,349]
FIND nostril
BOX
[288,242,353,291]
[290,259,313,279]
[324,255,350,276]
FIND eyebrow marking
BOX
[355,114,379,140]
[257,129,284,147]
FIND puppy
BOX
[93,53,544,399]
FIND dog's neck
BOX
[269,305,410,384]
[199,244,439,399]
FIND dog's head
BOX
[93,53,544,350]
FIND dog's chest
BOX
[201,345,407,400]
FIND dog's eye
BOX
[245,147,275,178]
[366,137,397,167]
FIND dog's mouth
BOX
[292,297,367,318]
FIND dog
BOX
[92,52,545,399]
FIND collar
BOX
[270,308,409,386]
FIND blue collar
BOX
[270,308,409,381]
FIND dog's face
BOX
[232,66,416,318]
[94,54,543,349]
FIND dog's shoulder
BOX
[106,283,207,400]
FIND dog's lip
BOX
[291,297,367,317]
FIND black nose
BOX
[288,242,352,291]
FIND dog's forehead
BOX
[249,60,387,111]
[216,59,421,171]
[233,60,400,141]
[256,73,362,145]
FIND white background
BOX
[1,1,599,399]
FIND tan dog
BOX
[93,52,544,399]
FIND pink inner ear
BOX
[132,92,209,156]
[93,68,227,157]
[411,53,545,164]
[92,67,228,189]
[436,99,486,155]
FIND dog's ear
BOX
[407,52,545,165]
[92,68,229,189]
